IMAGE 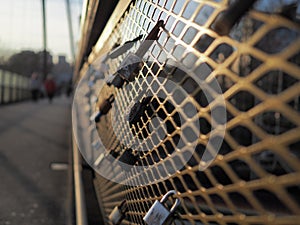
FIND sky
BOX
[0,0,83,63]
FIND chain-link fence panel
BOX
[77,0,300,224]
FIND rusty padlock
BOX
[143,190,180,225]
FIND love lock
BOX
[106,73,124,88]
[107,53,142,89]
[109,200,128,225]
[118,147,139,170]
[211,0,257,35]
[143,190,180,225]
[107,20,164,88]
[127,96,152,126]
[116,53,142,82]
[91,94,115,123]
[127,96,181,150]
[108,34,143,59]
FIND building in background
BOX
[52,55,73,95]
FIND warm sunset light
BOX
[0,0,82,63]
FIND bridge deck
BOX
[0,97,72,225]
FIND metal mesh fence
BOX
[83,0,300,224]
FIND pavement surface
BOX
[0,97,72,225]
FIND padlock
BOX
[126,96,153,140]
[109,200,128,225]
[107,20,164,88]
[143,190,180,225]
[99,94,114,113]
[107,53,142,88]
[106,73,124,88]
[93,94,115,122]
[116,53,143,82]
[127,96,181,147]
[108,148,120,159]
[118,147,139,168]
[107,145,121,159]
[211,0,257,35]
[108,34,143,59]
[127,96,152,125]
[94,111,102,123]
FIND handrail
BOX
[0,69,30,104]
[73,135,88,225]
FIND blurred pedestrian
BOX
[44,75,56,103]
[66,80,73,97]
[30,72,41,102]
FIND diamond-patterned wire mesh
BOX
[82,0,300,224]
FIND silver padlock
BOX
[109,200,127,225]
[143,190,180,225]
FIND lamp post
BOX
[42,0,47,80]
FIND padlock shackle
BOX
[160,191,176,203]
[160,190,181,214]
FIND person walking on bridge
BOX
[44,75,56,103]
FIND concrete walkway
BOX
[0,97,72,225]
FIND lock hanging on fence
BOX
[143,190,180,225]
[108,34,143,59]
[90,94,115,122]
[109,200,128,225]
[118,147,139,170]
[107,20,164,88]
[211,0,257,35]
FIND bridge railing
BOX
[0,70,31,104]
[74,0,300,224]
